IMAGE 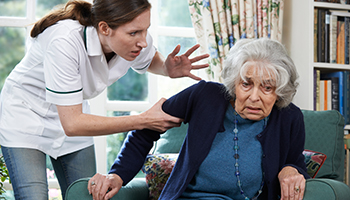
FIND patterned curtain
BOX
[188,0,284,82]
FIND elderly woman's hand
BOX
[278,166,306,200]
[88,173,123,200]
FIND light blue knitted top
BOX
[179,105,265,200]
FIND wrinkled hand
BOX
[140,98,183,132]
[278,166,306,200]
[88,173,123,200]
[165,44,209,80]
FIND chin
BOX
[246,115,265,121]
[122,56,137,61]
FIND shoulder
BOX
[190,80,227,95]
[280,103,302,116]
[271,103,303,122]
[36,19,84,48]
[162,80,229,120]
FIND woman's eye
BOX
[263,85,274,92]
[130,32,137,36]
[242,82,249,87]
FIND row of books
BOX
[314,8,350,63]
[314,70,350,124]
[314,0,350,3]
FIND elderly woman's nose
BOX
[249,87,261,101]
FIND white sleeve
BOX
[44,37,83,106]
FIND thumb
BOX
[155,98,167,107]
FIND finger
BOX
[169,45,181,57]
[184,44,200,57]
[297,179,306,200]
[280,184,286,200]
[88,180,92,194]
[158,97,167,104]
[165,114,183,123]
[281,183,292,200]
[104,187,121,200]
[88,178,97,194]
[91,183,100,200]
[186,73,202,81]
[98,182,111,200]
[190,63,210,70]
[189,53,210,63]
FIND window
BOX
[0,0,203,199]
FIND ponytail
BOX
[30,0,93,38]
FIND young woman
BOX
[0,0,209,199]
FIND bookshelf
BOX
[283,1,350,123]
[283,1,350,185]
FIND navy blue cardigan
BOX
[109,80,310,200]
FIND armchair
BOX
[65,110,350,200]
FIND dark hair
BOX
[30,0,151,38]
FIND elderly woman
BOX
[89,38,310,200]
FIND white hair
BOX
[221,38,299,108]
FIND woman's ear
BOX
[98,21,110,36]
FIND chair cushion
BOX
[142,154,178,200]
[153,123,188,154]
[302,110,345,181]
[303,149,327,178]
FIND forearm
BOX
[147,51,167,76]
[61,113,144,137]
[109,129,160,185]
[57,99,182,137]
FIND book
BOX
[314,8,318,63]
[329,10,350,17]
[330,77,340,111]
[315,70,321,111]
[330,14,338,63]
[344,71,350,124]
[325,10,331,63]
[337,17,345,64]
[318,9,326,62]
[326,80,331,110]
[345,17,350,64]
[321,71,344,114]
[319,80,325,111]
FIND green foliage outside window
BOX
[107,68,148,101]
[0,151,10,199]
[0,27,26,90]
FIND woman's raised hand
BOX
[165,44,209,81]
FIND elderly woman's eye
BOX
[242,82,249,87]
[263,85,274,92]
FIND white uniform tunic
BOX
[0,20,156,159]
